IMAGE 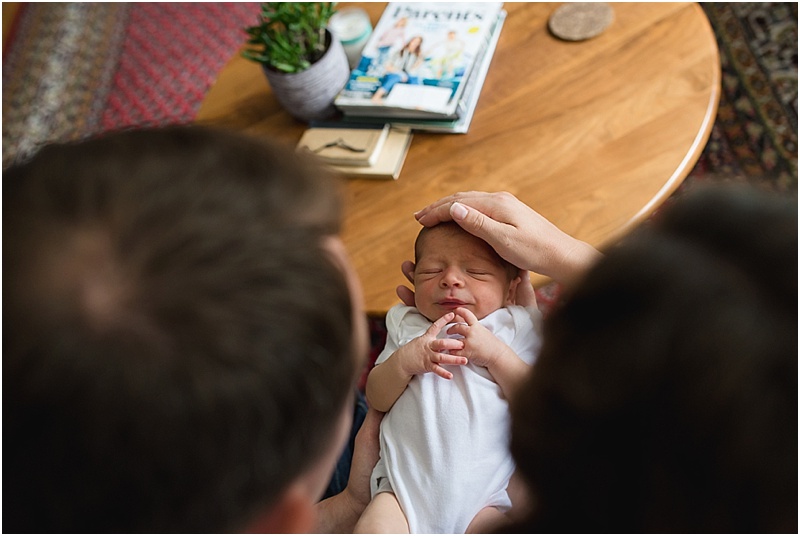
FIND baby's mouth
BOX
[437,298,467,308]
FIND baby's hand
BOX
[447,307,512,369]
[398,312,467,380]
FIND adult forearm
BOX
[316,408,383,532]
[314,488,365,533]
[549,236,604,288]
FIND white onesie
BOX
[371,304,542,534]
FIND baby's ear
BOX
[506,275,521,305]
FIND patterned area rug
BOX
[3,2,797,368]
[687,2,798,194]
[3,3,260,168]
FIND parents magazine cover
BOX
[334,3,503,120]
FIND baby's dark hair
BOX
[414,222,520,282]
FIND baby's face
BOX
[414,227,515,321]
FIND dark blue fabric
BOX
[321,390,369,500]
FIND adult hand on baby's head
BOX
[414,191,602,286]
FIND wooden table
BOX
[197,2,720,315]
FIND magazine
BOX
[334,2,504,120]
[338,10,505,134]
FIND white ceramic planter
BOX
[262,31,350,122]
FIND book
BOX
[334,3,504,120]
[339,10,505,134]
[299,127,413,180]
[296,124,389,166]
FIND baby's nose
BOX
[439,267,465,287]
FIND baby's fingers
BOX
[427,312,456,336]
[433,353,468,366]
[447,323,469,338]
[432,364,454,380]
[428,351,467,380]
[430,338,464,353]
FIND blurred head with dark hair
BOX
[511,185,797,533]
[3,126,367,533]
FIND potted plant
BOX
[242,2,350,122]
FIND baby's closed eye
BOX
[466,269,493,278]
[415,268,442,280]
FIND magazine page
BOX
[334,2,503,119]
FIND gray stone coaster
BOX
[549,3,614,41]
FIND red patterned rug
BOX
[3,3,260,167]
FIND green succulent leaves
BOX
[242,3,336,74]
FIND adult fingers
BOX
[401,260,415,284]
[415,190,521,221]
[396,285,415,307]
[418,196,519,267]
[514,270,538,307]
[413,192,461,224]
[448,202,515,256]
[414,191,493,227]
[395,261,417,306]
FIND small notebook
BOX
[328,128,412,180]
[296,124,390,167]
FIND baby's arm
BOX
[447,307,531,399]
[366,311,468,412]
